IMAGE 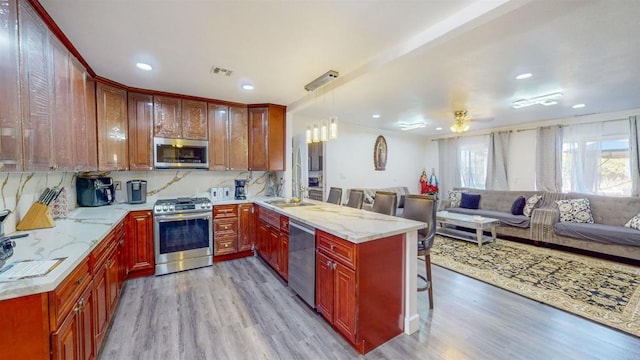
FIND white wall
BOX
[323,123,429,202]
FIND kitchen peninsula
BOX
[0,198,424,358]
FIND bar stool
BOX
[371,191,397,216]
[326,187,342,205]
[345,189,364,209]
[402,194,437,309]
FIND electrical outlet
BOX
[114,181,122,190]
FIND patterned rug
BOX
[429,236,640,337]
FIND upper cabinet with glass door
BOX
[0,0,22,171]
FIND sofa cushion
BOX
[511,196,526,215]
[523,194,542,217]
[449,190,464,207]
[447,208,531,228]
[556,198,594,223]
[554,222,640,246]
[460,193,481,209]
[624,213,640,230]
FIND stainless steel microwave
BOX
[154,137,209,169]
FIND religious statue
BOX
[420,168,439,196]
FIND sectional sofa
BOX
[441,188,640,262]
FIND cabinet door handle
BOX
[330,244,334,251]
[332,263,337,270]
[326,260,331,266]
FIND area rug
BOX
[429,236,640,337]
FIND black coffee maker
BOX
[234,179,247,200]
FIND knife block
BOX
[16,203,55,231]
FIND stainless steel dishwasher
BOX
[288,220,316,308]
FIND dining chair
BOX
[371,191,397,216]
[326,187,343,205]
[345,189,364,209]
[402,194,437,309]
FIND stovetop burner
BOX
[153,197,212,215]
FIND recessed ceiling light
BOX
[241,84,254,90]
[435,127,443,131]
[136,62,152,71]
[572,103,586,109]
[516,73,532,80]
[372,114,381,118]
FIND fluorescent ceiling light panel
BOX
[512,92,563,109]
[136,62,152,71]
[398,121,426,130]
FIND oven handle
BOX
[154,212,212,222]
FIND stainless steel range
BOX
[153,197,213,275]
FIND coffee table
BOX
[436,211,500,247]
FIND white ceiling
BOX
[40,0,640,136]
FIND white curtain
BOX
[630,116,640,196]
[486,131,510,190]
[438,137,460,196]
[562,123,603,193]
[562,120,630,194]
[536,126,563,192]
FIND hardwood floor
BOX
[100,256,640,360]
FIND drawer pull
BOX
[76,277,83,286]
[330,244,334,251]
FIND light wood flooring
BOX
[100,255,640,360]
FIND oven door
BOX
[154,212,213,264]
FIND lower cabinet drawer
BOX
[215,236,237,255]
[49,257,91,328]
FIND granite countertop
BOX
[0,198,425,301]
[254,199,426,243]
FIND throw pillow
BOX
[511,196,526,215]
[460,193,481,209]
[523,194,542,217]
[624,213,640,230]
[449,190,464,207]
[555,198,595,223]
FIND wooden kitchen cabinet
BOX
[50,35,74,171]
[0,0,23,171]
[278,216,289,280]
[96,82,128,170]
[52,281,95,360]
[19,0,53,171]
[238,203,254,252]
[209,104,248,171]
[315,230,404,354]
[248,104,286,171]
[91,227,119,351]
[126,210,155,278]
[182,99,208,140]
[255,206,288,280]
[71,58,97,171]
[128,92,154,170]
[213,204,238,257]
[153,95,182,138]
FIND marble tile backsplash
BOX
[0,170,282,235]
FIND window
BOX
[459,135,489,189]
[561,120,631,195]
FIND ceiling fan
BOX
[450,110,492,133]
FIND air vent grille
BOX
[210,66,233,76]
